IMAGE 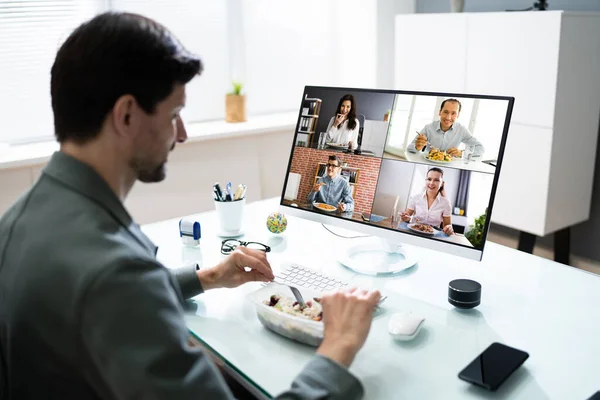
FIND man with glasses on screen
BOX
[0,12,380,400]
[308,155,355,213]
[407,98,485,158]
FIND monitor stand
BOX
[338,236,418,276]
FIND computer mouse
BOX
[388,311,425,341]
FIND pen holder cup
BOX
[214,197,245,237]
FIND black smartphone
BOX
[458,342,529,391]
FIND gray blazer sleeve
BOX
[275,355,364,399]
[80,257,236,399]
[170,263,204,299]
[80,258,364,399]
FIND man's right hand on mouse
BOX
[316,287,381,368]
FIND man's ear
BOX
[112,94,138,137]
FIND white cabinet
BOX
[395,11,600,236]
[464,12,562,128]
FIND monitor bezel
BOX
[279,85,515,261]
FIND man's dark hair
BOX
[51,12,203,143]
[328,155,342,167]
[440,98,461,112]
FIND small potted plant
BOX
[225,81,246,123]
[465,209,487,249]
[384,109,391,122]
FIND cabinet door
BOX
[395,14,467,93]
[465,12,561,128]
[491,124,552,236]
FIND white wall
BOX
[243,0,377,115]
[376,0,416,89]
[372,159,414,217]
[0,129,294,224]
[362,120,389,157]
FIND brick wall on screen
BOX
[289,147,381,215]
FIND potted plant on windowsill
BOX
[384,109,391,122]
[225,81,246,123]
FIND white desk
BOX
[142,198,600,399]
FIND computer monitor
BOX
[280,86,514,274]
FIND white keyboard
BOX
[271,263,387,316]
[275,263,349,292]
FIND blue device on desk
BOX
[179,219,201,246]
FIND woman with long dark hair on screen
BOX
[324,94,360,149]
[400,167,454,235]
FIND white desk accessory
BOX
[179,218,201,246]
[388,311,425,341]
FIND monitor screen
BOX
[280,86,514,262]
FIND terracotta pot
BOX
[225,94,246,123]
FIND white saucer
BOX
[218,229,244,238]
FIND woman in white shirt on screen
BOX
[400,167,454,235]
[324,94,360,150]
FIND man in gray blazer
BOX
[0,11,381,400]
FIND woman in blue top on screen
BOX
[400,167,454,235]
[307,155,354,213]
[324,94,360,150]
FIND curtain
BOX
[455,170,471,214]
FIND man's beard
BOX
[132,143,175,183]
[137,162,166,183]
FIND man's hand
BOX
[415,133,428,151]
[337,202,347,212]
[447,147,462,157]
[312,182,326,192]
[197,247,274,290]
[400,212,411,222]
[316,287,381,368]
[443,224,454,235]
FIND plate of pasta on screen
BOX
[407,223,436,236]
[424,148,452,164]
[312,202,337,212]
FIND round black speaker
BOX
[448,279,481,309]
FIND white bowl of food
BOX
[312,202,337,212]
[248,283,324,346]
[407,223,436,236]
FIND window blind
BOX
[0,0,228,144]
[0,1,99,144]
